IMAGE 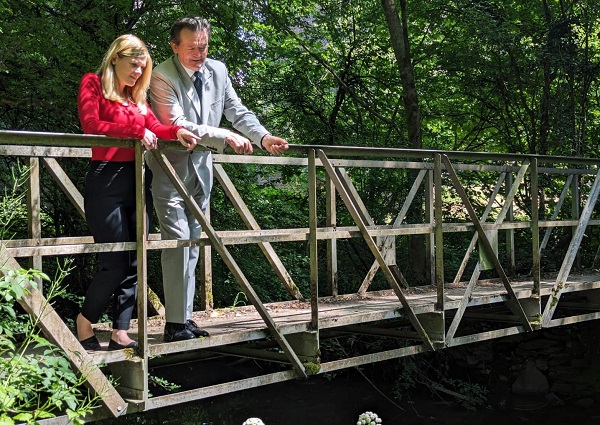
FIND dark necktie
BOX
[193,71,203,102]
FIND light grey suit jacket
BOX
[148,55,270,208]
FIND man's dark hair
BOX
[170,15,211,44]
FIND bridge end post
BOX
[417,311,445,349]
[286,331,320,372]
[508,297,541,330]
[107,357,147,408]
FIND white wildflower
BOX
[242,418,265,425]
[357,411,382,424]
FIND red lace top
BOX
[77,72,182,161]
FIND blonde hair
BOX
[97,34,152,114]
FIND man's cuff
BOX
[259,133,271,149]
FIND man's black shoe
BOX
[186,319,210,337]
[164,322,196,342]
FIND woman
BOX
[76,34,198,351]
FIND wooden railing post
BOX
[531,158,540,296]
[505,171,516,275]
[425,169,435,287]
[27,157,42,290]
[434,153,444,311]
[133,144,149,403]
[308,149,319,330]
[200,206,213,310]
[325,173,338,296]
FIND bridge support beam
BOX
[417,311,445,347]
[508,297,541,329]
[287,331,320,366]
[108,358,147,406]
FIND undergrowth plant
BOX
[1,163,98,424]
[0,261,98,424]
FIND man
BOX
[147,15,289,342]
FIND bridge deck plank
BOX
[88,272,600,363]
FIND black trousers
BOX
[81,161,152,330]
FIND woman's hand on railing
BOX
[176,129,199,151]
[141,129,158,150]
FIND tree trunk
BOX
[381,0,422,150]
[381,0,428,284]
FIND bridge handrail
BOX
[3,129,600,166]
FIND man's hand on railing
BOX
[225,132,253,154]
[261,134,289,155]
[176,128,199,151]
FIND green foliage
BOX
[0,172,96,423]
[2,0,600,155]
[148,375,181,395]
[0,263,98,424]
[0,162,30,241]
[302,361,321,375]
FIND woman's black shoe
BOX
[108,339,138,351]
[79,335,101,351]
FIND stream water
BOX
[98,365,600,425]
[95,321,600,425]
[194,371,599,425]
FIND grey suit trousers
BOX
[145,149,210,324]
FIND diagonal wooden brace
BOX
[539,174,573,253]
[357,169,427,293]
[213,164,303,301]
[541,169,600,326]
[42,157,85,217]
[446,163,530,342]
[441,155,533,332]
[316,150,435,351]
[150,150,307,377]
[453,163,529,285]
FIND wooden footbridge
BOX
[2,130,600,423]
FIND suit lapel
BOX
[172,56,203,120]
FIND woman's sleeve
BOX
[145,107,181,140]
[77,73,146,139]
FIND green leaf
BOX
[0,414,15,425]
[34,410,55,419]
[12,413,32,421]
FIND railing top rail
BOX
[1,130,599,167]
[0,130,134,148]
[288,144,600,167]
